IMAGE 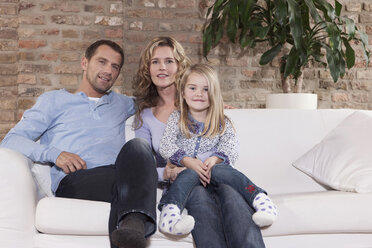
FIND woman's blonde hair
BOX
[132,36,191,129]
[179,63,227,138]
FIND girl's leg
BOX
[211,163,277,227]
[158,168,200,235]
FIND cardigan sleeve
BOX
[212,118,239,165]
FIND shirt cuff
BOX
[169,149,187,166]
[47,147,63,164]
[212,151,230,165]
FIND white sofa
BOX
[1,109,372,248]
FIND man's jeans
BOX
[56,138,157,248]
[159,163,265,211]
[187,184,266,248]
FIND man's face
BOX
[81,45,122,97]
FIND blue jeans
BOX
[186,184,265,248]
[159,163,265,211]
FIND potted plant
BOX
[202,0,370,108]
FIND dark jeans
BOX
[159,163,265,211]
[55,138,157,248]
[187,184,266,248]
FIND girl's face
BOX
[183,72,210,115]
[149,46,178,89]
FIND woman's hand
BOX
[163,162,185,183]
[181,157,210,186]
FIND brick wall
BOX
[0,0,371,139]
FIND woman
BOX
[132,36,265,248]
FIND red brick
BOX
[177,0,195,8]
[0,28,17,39]
[0,76,17,86]
[60,75,78,86]
[0,123,14,135]
[19,2,36,11]
[19,40,46,49]
[0,98,17,110]
[0,40,18,51]
[18,98,35,110]
[18,15,46,25]
[41,29,60,35]
[18,28,35,38]
[62,29,79,38]
[19,64,51,74]
[0,4,17,15]
[105,28,123,38]
[0,53,17,63]
[40,53,59,61]
[54,63,82,74]
[17,74,36,84]
[40,2,59,11]
[19,52,35,61]
[60,53,81,62]
[126,33,147,42]
[52,41,90,50]
[110,3,123,14]
[60,2,80,12]
[0,64,17,75]
[125,9,146,18]
[0,17,18,28]
[51,15,92,25]
[85,5,104,13]
[0,111,15,121]
[18,86,44,97]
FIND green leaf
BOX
[342,37,355,69]
[304,0,322,23]
[314,0,335,21]
[202,25,213,57]
[287,0,304,51]
[326,22,341,50]
[344,17,356,40]
[335,0,342,17]
[325,46,340,82]
[284,46,299,77]
[275,0,287,26]
[260,43,282,65]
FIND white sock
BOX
[158,204,195,235]
[252,193,277,227]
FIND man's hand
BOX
[181,157,210,187]
[55,151,87,174]
[163,162,186,183]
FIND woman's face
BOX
[149,46,178,89]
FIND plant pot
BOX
[265,93,318,109]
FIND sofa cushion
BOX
[262,191,372,237]
[35,190,193,244]
[293,111,372,193]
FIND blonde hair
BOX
[179,63,228,138]
[132,36,191,129]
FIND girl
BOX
[158,64,277,235]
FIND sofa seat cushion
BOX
[35,196,193,244]
[263,191,372,237]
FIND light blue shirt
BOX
[1,89,135,193]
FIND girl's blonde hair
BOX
[132,36,191,129]
[179,63,228,138]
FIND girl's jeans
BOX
[158,163,266,211]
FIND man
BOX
[0,40,157,248]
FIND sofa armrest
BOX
[0,148,37,247]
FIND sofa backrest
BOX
[34,108,369,198]
[127,109,369,195]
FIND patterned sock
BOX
[159,204,195,235]
[252,193,277,227]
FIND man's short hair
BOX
[85,40,124,69]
